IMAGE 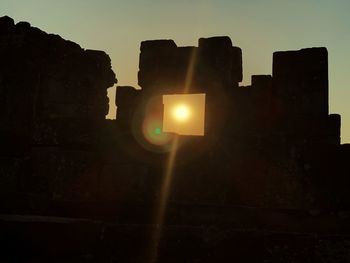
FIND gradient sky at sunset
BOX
[1,0,349,143]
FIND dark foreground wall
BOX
[0,15,117,200]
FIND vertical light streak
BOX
[148,45,198,263]
[148,135,179,263]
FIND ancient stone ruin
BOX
[0,16,349,262]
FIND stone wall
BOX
[115,36,348,210]
[0,16,117,202]
[0,16,349,212]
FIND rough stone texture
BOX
[1,214,350,262]
[115,86,141,129]
[138,36,242,94]
[0,16,116,202]
[0,15,116,141]
[272,48,329,134]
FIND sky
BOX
[1,0,349,143]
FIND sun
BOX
[162,94,205,136]
[172,104,191,122]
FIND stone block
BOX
[232,46,243,82]
[273,48,328,118]
[252,75,272,89]
[327,114,341,144]
[0,215,102,260]
[198,36,238,87]
[138,40,177,88]
[138,36,242,91]
[29,147,100,200]
[115,86,141,128]
[198,36,233,49]
[0,157,24,192]
[0,16,14,32]
[99,163,152,202]
[315,237,350,262]
[0,16,116,123]
[140,39,177,53]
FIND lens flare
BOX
[130,95,175,153]
[139,114,174,153]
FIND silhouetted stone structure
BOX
[117,37,347,209]
[0,16,116,200]
[0,16,350,262]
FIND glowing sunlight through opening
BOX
[163,94,205,136]
[172,104,191,122]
